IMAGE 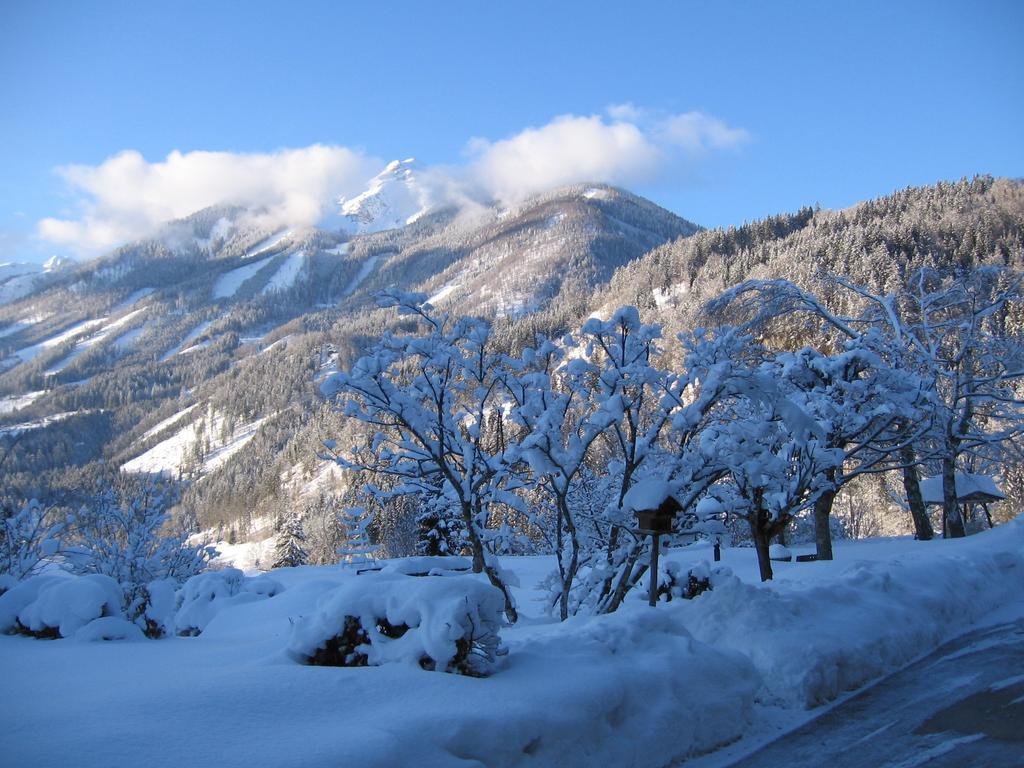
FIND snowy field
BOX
[2,521,1023,768]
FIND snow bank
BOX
[75,616,146,642]
[671,521,1024,708]
[478,605,757,768]
[175,568,283,636]
[380,555,472,576]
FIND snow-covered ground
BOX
[261,251,305,294]
[2,520,1023,768]
[0,409,79,437]
[341,254,379,297]
[0,389,46,414]
[44,308,147,374]
[159,320,213,361]
[245,230,292,258]
[122,410,265,476]
[213,255,275,298]
[11,317,108,365]
[426,282,460,306]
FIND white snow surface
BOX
[160,320,213,361]
[0,389,46,414]
[2,520,1023,767]
[45,308,147,374]
[425,282,459,306]
[339,159,432,233]
[341,255,379,297]
[919,472,1006,503]
[245,230,292,257]
[213,255,275,298]
[261,251,306,294]
[122,411,266,476]
[12,317,108,365]
[0,409,79,437]
[0,259,66,304]
[622,477,674,513]
[139,403,199,442]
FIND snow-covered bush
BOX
[289,573,505,676]
[654,560,715,602]
[174,568,283,636]
[2,573,122,638]
[0,573,65,633]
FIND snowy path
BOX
[717,617,1024,768]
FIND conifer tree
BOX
[272,514,308,568]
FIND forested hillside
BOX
[2,176,1021,555]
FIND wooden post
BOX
[648,532,660,607]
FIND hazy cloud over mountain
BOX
[37,107,749,255]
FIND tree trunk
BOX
[750,517,774,582]
[901,443,933,540]
[813,479,837,560]
[941,456,965,538]
[597,538,645,614]
[558,496,580,622]
[462,501,518,623]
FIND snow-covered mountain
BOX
[338,158,433,233]
[0,256,72,305]
[3,176,1019,540]
[0,182,696,522]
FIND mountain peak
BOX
[339,159,430,233]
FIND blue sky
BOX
[2,0,1022,262]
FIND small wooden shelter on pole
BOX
[918,472,1006,531]
[622,479,682,607]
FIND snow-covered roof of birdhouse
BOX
[622,478,678,513]
[918,473,1006,505]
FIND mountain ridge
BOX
[1,176,1021,540]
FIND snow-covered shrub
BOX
[1,499,63,580]
[174,568,283,636]
[137,579,179,638]
[289,573,505,676]
[654,561,715,602]
[9,573,122,638]
[0,573,65,633]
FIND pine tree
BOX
[415,495,466,556]
[272,514,308,568]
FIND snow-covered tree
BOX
[0,499,64,582]
[66,480,214,629]
[273,513,309,568]
[325,291,522,621]
[415,492,467,557]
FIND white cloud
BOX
[466,106,750,205]
[466,115,662,204]
[38,145,378,255]
[36,107,749,255]
[656,112,751,153]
